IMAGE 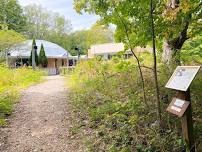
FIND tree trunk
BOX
[162,40,173,64]
[162,27,189,65]
[150,0,162,129]
[162,0,190,65]
[112,2,149,108]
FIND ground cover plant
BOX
[0,66,45,126]
[69,54,202,151]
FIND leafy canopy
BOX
[23,4,72,39]
[74,0,202,50]
[66,23,114,55]
[0,30,25,52]
[181,33,202,64]
[0,0,26,32]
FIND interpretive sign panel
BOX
[165,66,200,91]
[167,98,190,117]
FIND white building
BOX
[8,40,78,75]
[88,43,152,60]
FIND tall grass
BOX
[69,55,202,151]
[0,66,45,126]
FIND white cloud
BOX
[18,0,99,31]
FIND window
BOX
[108,54,112,60]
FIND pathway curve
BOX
[0,76,83,152]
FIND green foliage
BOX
[23,4,114,55]
[0,30,25,52]
[68,56,202,151]
[64,30,89,55]
[86,24,114,49]
[0,118,6,126]
[181,33,202,64]
[23,4,72,39]
[0,0,27,32]
[73,0,202,56]
[38,44,48,67]
[29,38,39,66]
[59,23,114,55]
[0,66,45,126]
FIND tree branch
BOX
[111,2,149,108]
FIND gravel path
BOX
[0,76,83,152]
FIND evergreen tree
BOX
[38,44,48,67]
[29,38,39,66]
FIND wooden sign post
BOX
[177,89,195,151]
[165,66,200,151]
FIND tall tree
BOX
[23,4,113,56]
[0,0,27,32]
[86,24,114,47]
[38,44,48,67]
[73,0,202,119]
[73,0,202,65]
[29,38,39,66]
[74,0,149,107]
[162,0,202,65]
[23,4,72,39]
[65,23,114,55]
[150,0,161,127]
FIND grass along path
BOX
[0,76,84,152]
[0,67,44,126]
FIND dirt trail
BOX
[0,76,83,152]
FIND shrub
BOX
[68,56,202,151]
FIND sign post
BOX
[165,66,200,151]
[32,45,37,70]
[176,89,195,151]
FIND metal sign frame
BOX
[165,66,200,91]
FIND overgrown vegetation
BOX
[69,54,202,151]
[0,66,44,126]
[69,1,202,150]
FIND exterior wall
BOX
[47,58,55,68]
[46,58,68,75]
[88,49,95,58]
[57,59,62,67]
[88,43,152,60]
[8,57,68,75]
[47,58,68,68]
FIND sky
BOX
[18,0,99,31]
